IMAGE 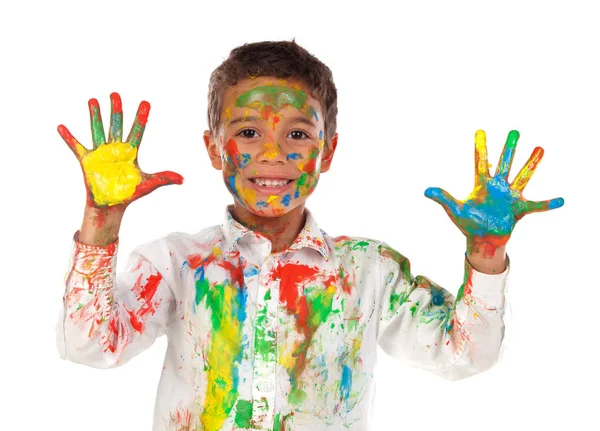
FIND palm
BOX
[425,130,563,244]
[58,93,183,207]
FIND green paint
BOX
[389,291,409,313]
[273,413,283,431]
[410,301,420,316]
[264,289,271,301]
[289,387,308,406]
[297,173,307,186]
[351,241,370,251]
[90,105,105,149]
[235,85,309,113]
[234,399,253,428]
[254,305,276,362]
[195,276,210,306]
[305,286,335,330]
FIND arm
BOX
[376,243,509,381]
[56,231,175,368]
[376,130,563,380]
[55,93,183,367]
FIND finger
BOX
[424,187,461,217]
[126,100,151,148]
[57,124,87,160]
[474,130,490,180]
[511,146,544,192]
[88,98,106,149]
[108,92,123,143]
[131,171,184,201]
[517,197,564,217]
[495,130,519,179]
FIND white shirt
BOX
[56,206,509,431]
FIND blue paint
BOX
[243,266,260,277]
[256,201,268,208]
[294,189,300,199]
[340,365,352,400]
[281,194,292,207]
[549,198,564,209]
[312,107,319,121]
[287,153,303,161]
[239,153,251,169]
[319,130,323,140]
[430,284,445,306]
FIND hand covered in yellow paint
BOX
[58,92,183,208]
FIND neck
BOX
[230,202,307,253]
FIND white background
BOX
[1,0,597,429]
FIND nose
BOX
[257,140,287,165]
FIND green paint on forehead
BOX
[235,85,314,117]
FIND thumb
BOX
[424,187,461,217]
[131,171,184,201]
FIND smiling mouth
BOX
[249,178,294,187]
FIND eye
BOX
[237,129,259,139]
[288,130,309,140]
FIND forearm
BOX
[79,204,126,246]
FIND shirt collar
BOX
[221,205,330,261]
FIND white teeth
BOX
[252,178,292,187]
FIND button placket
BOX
[251,255,279,428]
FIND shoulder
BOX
[327,234,410,267]
[133,225,225,263]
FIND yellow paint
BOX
[80,142,142,206]
[201,281,243,431]
[266,195,279,204]
[239,187,257,205]
[223,107,232,125]
[475,130,489,175]
[264,142,279,159]
[297,162,304,171]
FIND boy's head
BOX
[203,40,338,218]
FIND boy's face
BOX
[204,76,337,217]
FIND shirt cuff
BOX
[68,230,119,289]
[463,255,510,310]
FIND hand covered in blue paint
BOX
[424,130,564,246]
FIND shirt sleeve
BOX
[56,231,176,369]
[376,242,509,381]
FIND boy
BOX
[56,40,563,431]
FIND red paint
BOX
[110,92,122,112]
[137,101,150,125]
[260,105,273,121]
[88,98,100,117]
[131,170,184,202]
[225,138,243,168]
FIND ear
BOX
[204,130,223,170]
[320,133,338,173]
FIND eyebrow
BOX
[227,115,317,128]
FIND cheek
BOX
[222,138,252,171]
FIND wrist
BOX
[466,236,508,274]
[79,204,126,246]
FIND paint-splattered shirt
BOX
[57,206,509,431]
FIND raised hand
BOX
[424,130,564,253]
[58,92,183,208]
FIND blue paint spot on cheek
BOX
[240,153,251,168]
[319,130,323,140]
[294,189,300,199]
[256,201,268,208]
[287,153,303,161]
[282,194,292,206]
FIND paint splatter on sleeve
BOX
[376,242,509,380]
[57,231,175,368]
